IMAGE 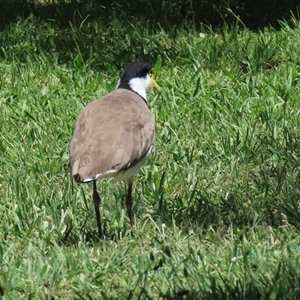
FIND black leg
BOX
[93,180,102,238]
[125,178,134,226]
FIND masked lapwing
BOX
[70,61,160,238]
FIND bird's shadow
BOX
[57,216,136,246]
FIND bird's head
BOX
[117,62,160,100]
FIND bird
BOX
[70,61,160,238]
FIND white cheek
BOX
[146,74,152,89]
[128,76,149,100]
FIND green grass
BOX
[1,13,300,299]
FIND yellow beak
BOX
[151,77,161,92]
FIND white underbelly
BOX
[91,145,153,182]
[114,145,152,181]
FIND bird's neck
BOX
[116,79,148,103]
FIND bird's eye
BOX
[149,69,153,76]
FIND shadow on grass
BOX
[57,215,136,246]
[0,2,178,71]
[1,0,299,31]
[0,0,207,31]
[1,1,299,72]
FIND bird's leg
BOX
[125,178,134,226]
[93,180,102,238]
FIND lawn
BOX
[0,10,300,299]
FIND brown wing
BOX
[70,89,155,182]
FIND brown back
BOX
[70,89,155,182]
